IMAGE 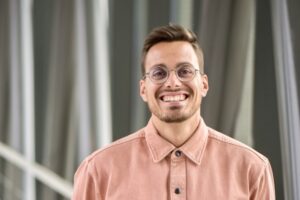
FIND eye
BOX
[150,67,168,80]
[177,65,194,78]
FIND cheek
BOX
[149,87,159,100]
[195,80,205,96]
[188,81,201,93]
[141,83,160,102]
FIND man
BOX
[72,24,275,199]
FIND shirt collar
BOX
[144,117,208,165]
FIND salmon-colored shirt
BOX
[72,117,275,200]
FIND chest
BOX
[102,152,250,200]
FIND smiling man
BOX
[72,24,275,200]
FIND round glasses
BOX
[143,64,202,84]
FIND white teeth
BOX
[162,95,186,102]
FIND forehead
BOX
[144,41,200,68]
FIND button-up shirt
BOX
[72,117,275,200]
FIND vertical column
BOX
[93,0,112,146]
[110,0,135,139]
[20,0,36,199]
[254,0,284,198]
[271,0,300,199]
[6,1,23,199]
[74,0,92,160]
[228,0,255,146]
[130,0,148,131]
[170,0,193,28]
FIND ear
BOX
[201,74,209,97]
[140,79,148,102]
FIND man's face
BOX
[140,41,208,123]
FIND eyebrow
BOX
[151,62,193,69]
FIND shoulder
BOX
[205,127,273,188]
[204,127,275,196]
[73,130,147,199]
[206,127,269,166]
[76,129,146,173]
[87,129,145,162]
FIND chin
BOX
[157,106,201,123]
[161,117,188,123]
[157,111,192,123]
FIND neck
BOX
[152,113,201,147]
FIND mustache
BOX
[159,88,183,93]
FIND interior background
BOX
[1,0,300,199]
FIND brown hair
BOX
[141,24,204,75]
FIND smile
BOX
[161,94,188,102]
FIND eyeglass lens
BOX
[149,65,196,83]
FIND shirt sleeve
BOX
[72,159,101,200]
[250,160,276,200]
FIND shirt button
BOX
[175,150,182,157]
[175,188,181,194]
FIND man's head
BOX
[140,24,208,123]
[141,24,204,76]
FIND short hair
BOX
[141,24,204,76]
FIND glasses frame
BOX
[143,64,203,84]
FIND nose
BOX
[164,70,181,88]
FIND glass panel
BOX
[36,180,70,200]
[0,158,24,200]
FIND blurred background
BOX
[0,0,300,199]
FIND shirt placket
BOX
[170,149,186,200]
